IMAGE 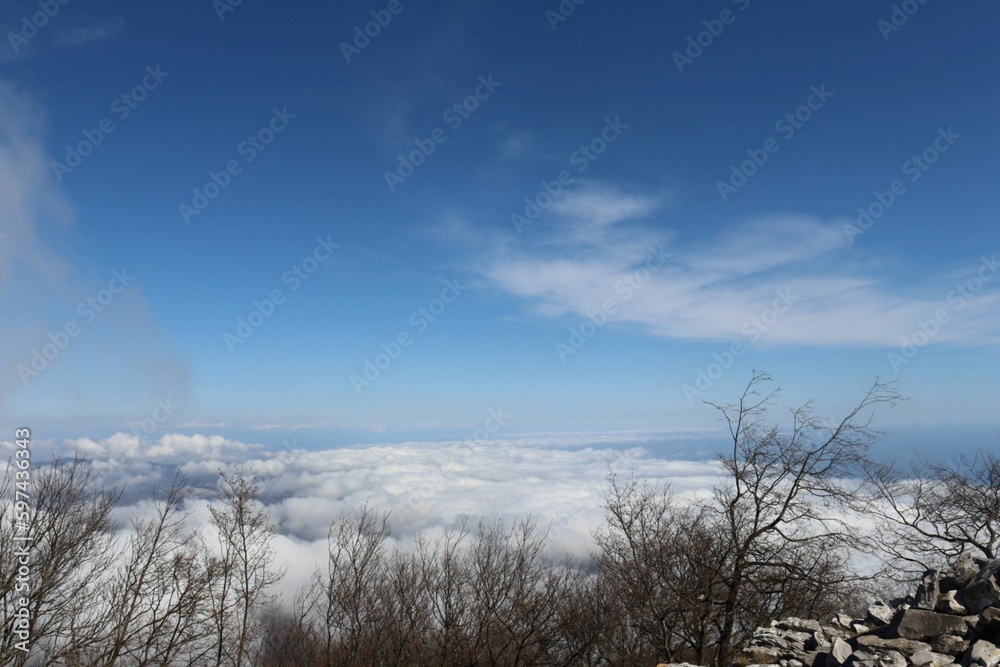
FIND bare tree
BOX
[300,503,392,666]
[208,467,285,667]
[708,371,900,666]
[595,475,724,663]
[464,516,568,666]
[867,447,1000,577]
[87,473,219,667]
[0,457,119,666]
[415,521,473,666]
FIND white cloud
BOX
[40,430,725,609]
[551,182,659,228]
[481,182,1000,347]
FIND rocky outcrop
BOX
[740,555,1000,667]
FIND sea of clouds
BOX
[1,430,727,607]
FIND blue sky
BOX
[1,0,998,455]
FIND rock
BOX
[833,613,856,630]
[779,618,825,634]
[911,650,957,667]
[854,635,933,653]
[965,640,1000,667]
[877,651,908,667]
[979,609,1000,643]
[917,570,943,610]
[937,590,970,616]
[741,557,1000,667]
[933,635,972,656]
[965,560,1000,613]
[814,634,833,652]
[955,554,986,584]
[893,609,970,641]
[848,649,907,667]
[868,603,897,627]
[830,638,854,665]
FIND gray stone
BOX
[830,638,853,665]
[778,618,824,634]
[911,650,957,667]
[893,609,969,641]
[834,613,856,630]
[815,636,833,653]
[918,570,943,610]
[865,650,907,667]
[955,553,985,584]
[847,650,875,667]
[980,608,1000,642]
[854,635,933,653]
[867,604,897,627]
[937,590,969,616]
[965,560,1000,613]
[965,640,1000,667]
[932,634,971,656]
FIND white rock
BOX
[968,640,1000,667]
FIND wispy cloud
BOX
[499,129,532,159]
[478,181,1000,347]
[550,182,660,228]
[0,78,190,414]
[52,17,125,48]
[0,80,73,289]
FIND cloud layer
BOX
[4,431,724,605]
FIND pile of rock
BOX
[743,554,1000,667]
